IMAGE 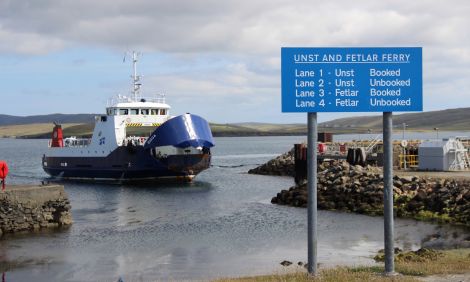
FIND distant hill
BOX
[233,122,305,131]
[226,122,307,135]
[319,107,470,131]
[1,107,469,138]
[0,114,308,138]
[0,114,97,126]
[0,122,305,138]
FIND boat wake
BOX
[212,154,278,159]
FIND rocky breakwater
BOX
[271,161,470,226]
[248,147,295,176]
[0,184,72,236]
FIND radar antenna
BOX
[124,51,142,101]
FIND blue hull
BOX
[43,147,211,182]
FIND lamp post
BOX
[402,123,408,140]
[434,127,439,139]
[402,123,408,170]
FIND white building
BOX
[418,138,470,171]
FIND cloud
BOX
[1,0,470,122]
[141,59,280,122]
[0,26,65,54]
[1,0,468,55]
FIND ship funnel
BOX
[51,123,64,147]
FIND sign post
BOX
[383,112,394,274]
[307,112,318,274]
[281,47,422,276]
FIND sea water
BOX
[0,136,468,281]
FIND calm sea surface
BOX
[0,135,469,281]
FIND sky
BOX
[1,0,469,123]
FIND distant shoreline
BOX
[2,107,470,138]
[2,128,470,140]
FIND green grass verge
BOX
[216,249,470,282]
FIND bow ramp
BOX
[144,114,215,149]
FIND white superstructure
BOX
[46,51,172,157]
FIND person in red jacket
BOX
[0,161,8,191]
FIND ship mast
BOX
[130,51,141,101]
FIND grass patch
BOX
[216,249,470,282]
[0,123,82,138]
[395,248,470,276]
[216,267,419,282]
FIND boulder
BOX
[269,160,470,226]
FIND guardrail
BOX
[107,94,166,106]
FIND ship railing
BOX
[123,136,148,146]
[65,138,91,147]
[365,134,382,153]
[107,94,166,106]
[48,138,91,148]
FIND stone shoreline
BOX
[248,147,295,176]
[0,184,72,236]
[250,149,470,226]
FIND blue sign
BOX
[281,47,422,112]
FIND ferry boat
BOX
[42,52,214,182]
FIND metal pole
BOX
[403,146,407,170]
[383,112,395,275]
[307,112,318,275]
[402,123,406,170]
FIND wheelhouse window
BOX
[151,109,158,115]
[141,109,149,115]
[130,109,139,115]
[119,109,128,115]
[160,109,167,115]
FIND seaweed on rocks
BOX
[271,161,470,226]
